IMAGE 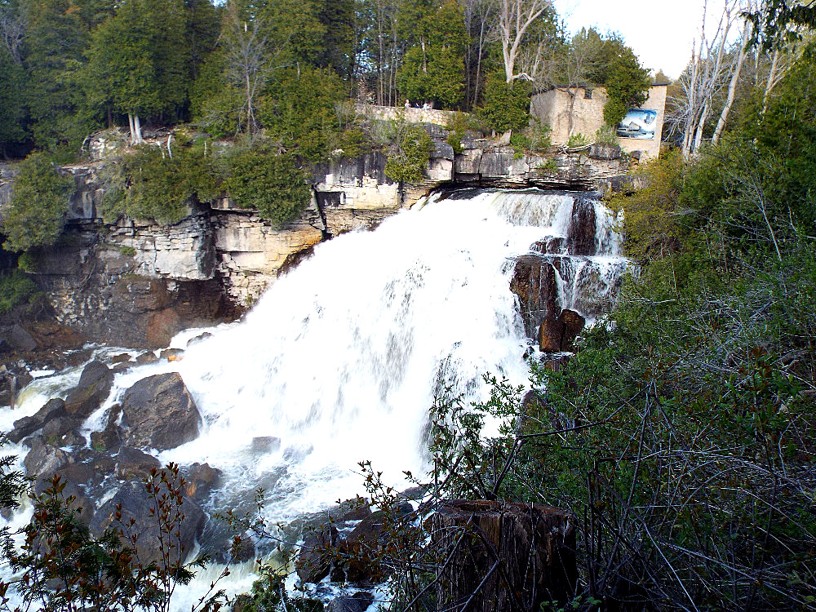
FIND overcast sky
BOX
[552,0,712,79]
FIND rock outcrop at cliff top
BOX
[120,372,201,450]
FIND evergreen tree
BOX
[85,0,191,144]
[396,0,468,108]
[0,43,26,154]
[22,0,98,153]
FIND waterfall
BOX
[1,188,627,607]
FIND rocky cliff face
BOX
[1,131,631,350]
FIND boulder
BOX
[326,593,374,612]
[183,462,222,502]
[9,398,66,443]
[90,480,205,566]
[538,319,564,353]
[431,500,576,611]
[23,436,72,480]
[559,308,585,351]
[64,360,114,418]
[510,255,559,339]
[0,365,32,408]
[566,197,597,256]
[120,372,201,450]
[115,446,162,480]
[90,404,123,453]
[296,524,339,584]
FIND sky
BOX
[552,0,710,79]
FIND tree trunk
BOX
[431,500,576,612]
[712,26,749,145]
[127,113,143,145]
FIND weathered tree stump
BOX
[431,500,576,611]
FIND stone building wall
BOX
[531,85,667,160]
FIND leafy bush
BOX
[2,153,76,252]
[594,124,618,145]
[477,73,532,134]
[566,132,590,148]
[0,270,38,314]
[224,145,312,227]
[102,139,219,224]
[0,464,227,611]
[602,49,651,126]
[259,66,348,161]
[384,122,433,185]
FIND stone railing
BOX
[355,103,457,127]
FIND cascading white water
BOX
[1,188,626,608]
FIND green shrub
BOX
[566,132,590,148]
[0,270,38,314]
[477,73,532,134]
[2,153,76,252]
[384,123,434,185]
[101,139,219,224]
[594,124,618,145]
[224,145,311,227]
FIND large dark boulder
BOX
[115,446,161,480]
[8,398,66,443]
[64,360,114,418]
[538,308,585,353]
[566,197,597,256]
[120,373,201,450]
[510,255,559,339]
[326,593,374,612]
[90,480,205,566]
[23,436,72,479]
[296,524,339,584]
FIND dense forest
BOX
[1,0,816,610]
[0,0,653,158]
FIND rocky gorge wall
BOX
[0,129,632,351]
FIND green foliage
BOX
[566,133,589,148]
[24,0,100,154]
[607,150,685,262]
[85,0,190,122]
[0,270,38,314]
[396,0,468,109]
[2,153,75,252]
[0,464,227,611]
[593,124,618,145]
[603,48,651,126]
[259,65,347,161]
[445,111,475,155]
[477,73,531,134]
[224,145,311,227]
[0,45,26,153]
[102,140,218,224]
[384,122,433,185]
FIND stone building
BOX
[531,84,669,160]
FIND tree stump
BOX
[431,500,576,611]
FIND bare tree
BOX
[498,0,552,83]
[0,0,25,64]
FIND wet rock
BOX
[183,463,222,502]
[41,417,85,446]
[530,236,566,255]
[559,308,585,351]
[90,404,123,452]
[23,436,72,480]
[7,324,37,352]
[326,593,374,612]
[159,348,184,362]
[0,365,32,408]
[510,255,559,339]
[296,524,339,584]
[8,398,66,443]
[120,372,201,450]
[64,360,114,419]
[136,351,159,365]
[538,309,586,353]
[566,197,597,256]
[251,436,280,454]
[116,447,161,480]
[90,480,206,566]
